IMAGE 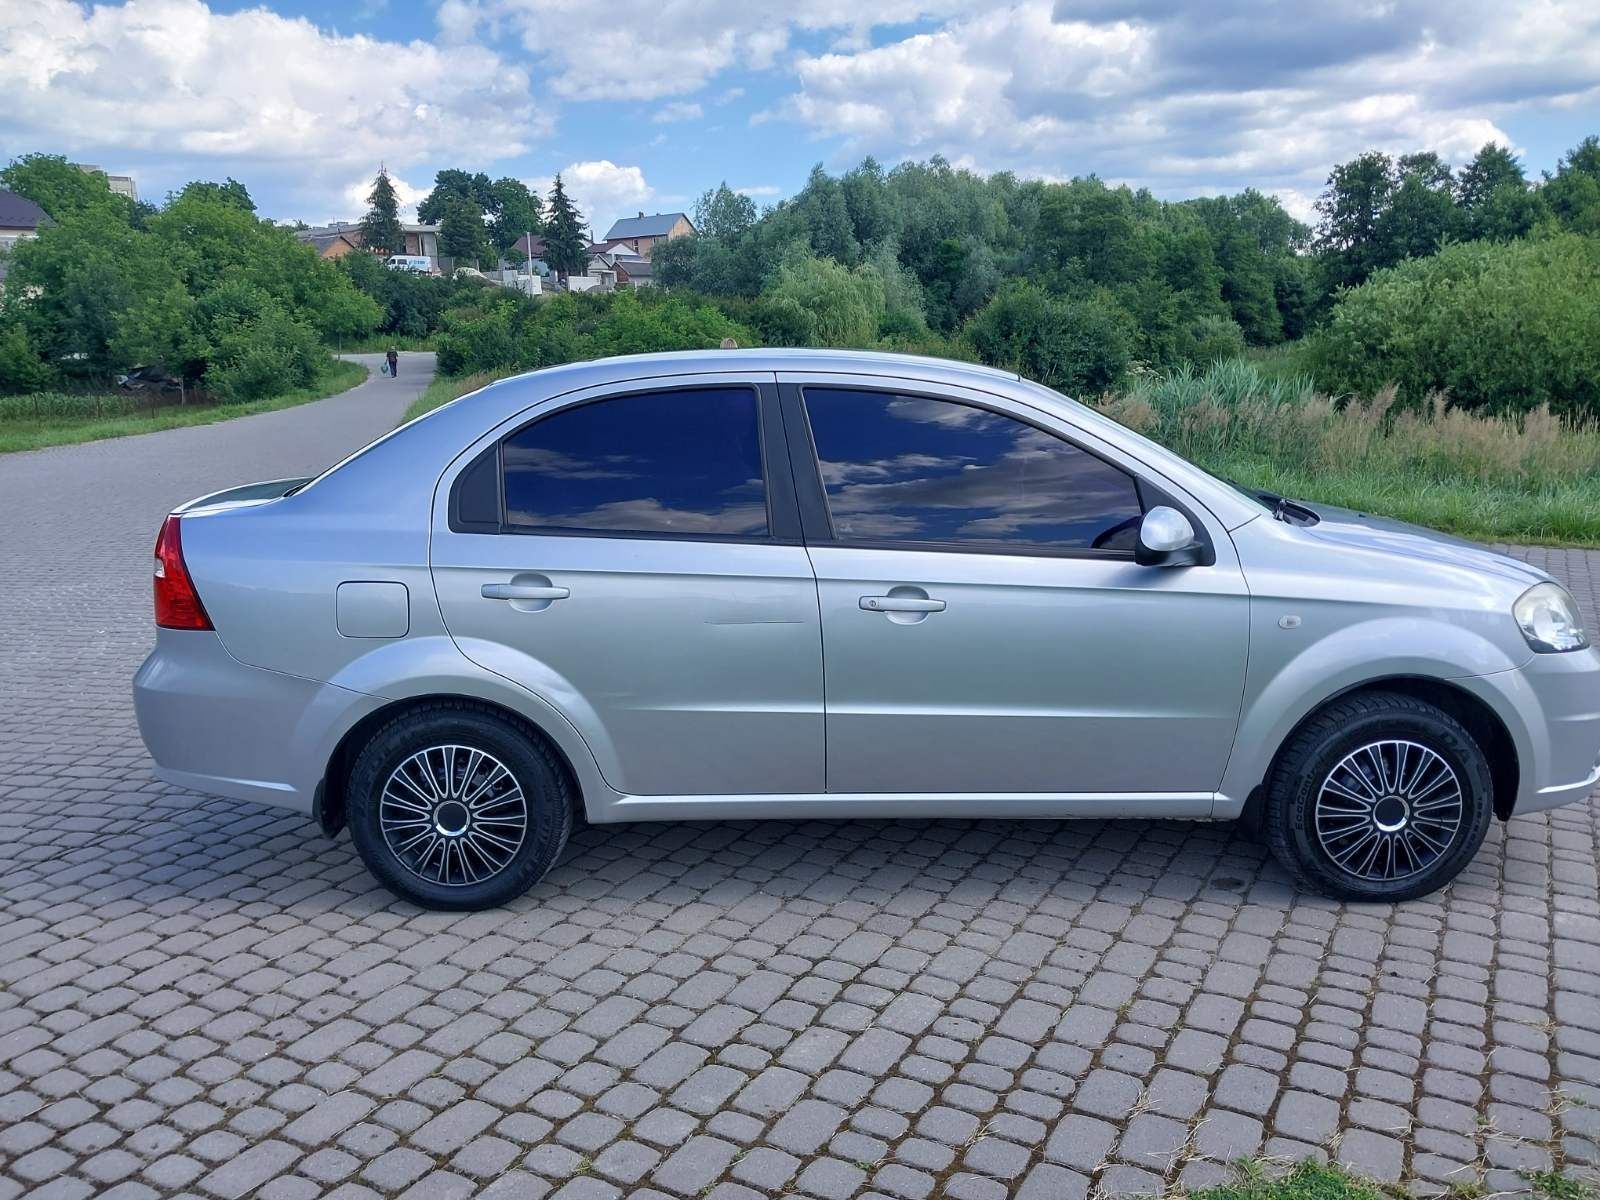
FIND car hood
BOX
[1294,501,1550,589]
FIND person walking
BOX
[386,347,399,378]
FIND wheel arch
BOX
[1238,674,1520,831]
[313,694,585,837]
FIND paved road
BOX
[0,366,1596,1200]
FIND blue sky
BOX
[3,0,1597,237]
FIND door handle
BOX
[860,594,945,613]
[482,582,570,602]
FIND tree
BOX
[842,157,894,248]
[793,165,859,264]
[1315,151,1395,291]
[1036,180,1150,287]
[1457,143,1525,211]
[762,253,885,346]
[1,153,128,220]
[542,175,589,279]
[1544,135,1600,235]
[358,168,405,257]
[439,194,487,266]
[112,280,207,402]
[694,183,757,243]
[488,177,542,258]
[171,178,255,212]
[417,169,495,224]
[1376,171,1456,264]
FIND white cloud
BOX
[652,101,704,124]
[0,0,547,212]
[531,160,654,241]
[778,0,1600,201]
[735,185,781,197]
[448,0,973,101]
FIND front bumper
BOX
[133,628,382,814]
[1471,645,1600,816]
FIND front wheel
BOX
[1264,691,1493,902]
[347,703,573,910]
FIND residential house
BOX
[294,221,443,268]
[601,211,694,257]
[613,254,653,289]
[0,189,49,285]
[300,230,362,260]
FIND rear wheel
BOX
[347,703,573,910]
[1264,691,1493,902]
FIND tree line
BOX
[357,165,590,277]
[5,135,1599,416]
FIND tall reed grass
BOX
[1094,359,1600,544]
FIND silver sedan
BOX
[134,350,1600,910]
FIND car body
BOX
[134,349,1600,908]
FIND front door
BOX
[431,380,824,797]
[786,380,1249,798]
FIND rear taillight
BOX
[153,514,213,630]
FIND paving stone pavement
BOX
[1,363,1598,1199]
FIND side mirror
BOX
[1136,506,1202,566]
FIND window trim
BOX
[782,381,1212,563]
[448,381,801,544]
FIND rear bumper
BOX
[133,629,382,814]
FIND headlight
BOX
[1513,582,1589,653]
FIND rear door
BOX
[780,375,1249,801]
[431,376,824,797]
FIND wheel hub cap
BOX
[434,800,471,837]
[380,745,528,887]
[1314,739,1463,883]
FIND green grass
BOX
[1187,1160,1395,1200]
[1099,358,1600,546]
[0,359,368,454]
[1183,1158,1598,1200]
[403,368,515,424]
[1195,456,1600,546]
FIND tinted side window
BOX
[502,388,769,537]
[803,388,1143,552]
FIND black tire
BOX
[347,702,574,911]
[1263,691,1493,902]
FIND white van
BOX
[384,255,432,273]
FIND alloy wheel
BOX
[1313,738,1464,883]
[380,744,528,886]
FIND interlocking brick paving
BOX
[1,358,1597,1199]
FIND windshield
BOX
[1214,473,1278,511]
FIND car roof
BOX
[505,347,1023,388]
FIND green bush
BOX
[1185,314,1248,366]
[963,282,1133,395]
[436,289,755,376]
[1310,232,1600,417]
[436,300,518,375]
[0,322,53,393]
[763,254,885,346]
[206,307,323,403]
